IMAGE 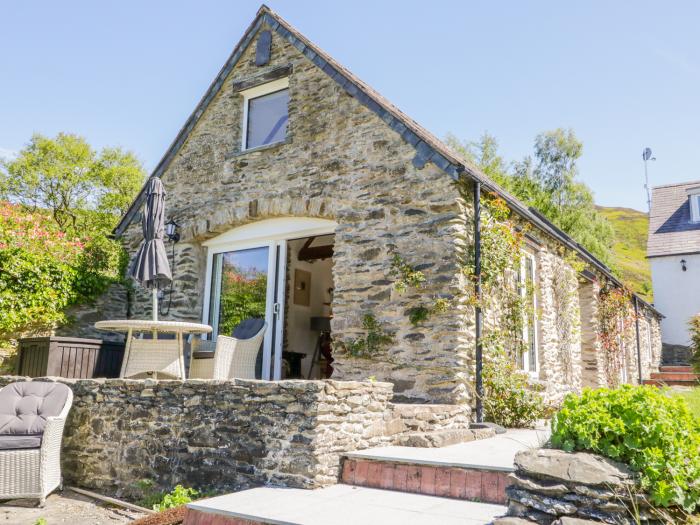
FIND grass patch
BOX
[597,206,652,301]
[672,388,700,420]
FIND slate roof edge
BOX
[652,179,700,190]
[112,4,661,317]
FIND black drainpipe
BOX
[474,181,484,423]
[634,296,643,384]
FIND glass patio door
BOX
[207,241,286,380]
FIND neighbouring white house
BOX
[648,180,700,348]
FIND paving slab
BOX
[188,484,507,525]
[0,489,145,525]
[344,428,551,471]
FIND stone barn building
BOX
[75,5,662,408]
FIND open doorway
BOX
[202,218,337,381]
[282,235,334,379]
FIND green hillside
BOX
[597,206,652,301]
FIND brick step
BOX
[659,365,694,373]
[340,456,509,504]
[649,372,699,381]
[644,378,699,387]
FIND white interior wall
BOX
[650,253,700,345]
[285,237,334,378]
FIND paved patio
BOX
[187,484,507,525]
[0,490,145,524]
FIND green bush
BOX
[551,385,700,512]
[152,485,200,511]
[481,349,548,428]
[0,202,124,344]
[136,480,200,511]
[690,316,700,376]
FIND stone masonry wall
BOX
[496,448,664,524]
[0,376,395,498]
[117,22,471,404]
[55,283,129,342]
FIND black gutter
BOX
[634,296,643,384]
[474,181,484,423]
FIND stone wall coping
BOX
[514,449,633,487]
[0,375,394,392]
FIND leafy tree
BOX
[446,132,510,187]
[0,133,145,232]
[447,129,615,267]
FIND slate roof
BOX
[648,181,700,257]
[113,4,660,316]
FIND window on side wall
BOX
[241,78,289,151]
[516,252,538,375]
[646,319,653,361]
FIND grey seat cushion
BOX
[232,318,265,339]
[0,382,71,450]
[232,318,265,379]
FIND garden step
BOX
[340,456,510,504]
[650,371,698,381]
[659,365,694,373]
[643,378,699,387]
[393,427,495,447]
[183,485,507,525]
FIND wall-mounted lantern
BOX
[681,259,687,272]
[165,219,180,243]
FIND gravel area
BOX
[0,489,146,524]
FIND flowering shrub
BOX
[0,202,123,342]
[552,385,700,512]
[481,347,548,428]
[597,286,634,387]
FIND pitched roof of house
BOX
[113,4,660,316]
[648,180,700,258]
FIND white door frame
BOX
[202,217,337,380]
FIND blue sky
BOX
[1,1,698,211]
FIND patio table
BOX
[94,320,211,380]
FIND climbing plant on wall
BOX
[389,252,450,327]
[597,286,634,388]
[462,192,530,362]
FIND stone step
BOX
[183,484,507,525]
[341,456,510,504]
[394,427,495,448]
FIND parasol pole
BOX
[152,287,158,322]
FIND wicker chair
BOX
[189,321,266,380]
[0,382,73,506]
[121,336,182,379]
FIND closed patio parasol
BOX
[128,177,172,321]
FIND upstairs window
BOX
[241,78,289,150]
[689,191,700,223]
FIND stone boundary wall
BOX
[0,376,398,499]
[495,449,664,525]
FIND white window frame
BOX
[201,217,337,380]
[645,319,653,361]
[240,77,289,151]
[690,194,700,223]
[518,251,539,376]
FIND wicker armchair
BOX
[0,382,73,506]
[189,322,266,380]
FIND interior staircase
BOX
[643,365,699,387]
